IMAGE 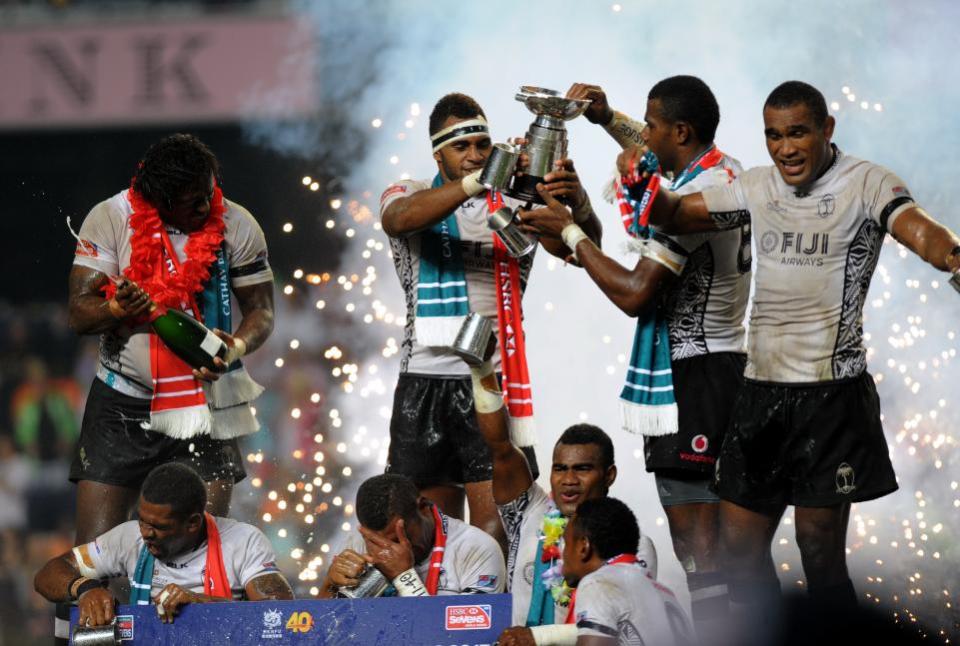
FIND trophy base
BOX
[508,174,546,204]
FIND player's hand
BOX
[566,82,614,125]
[542,158,587,209]
[509,137,530,176]
[617,144,652,178]
[77,587,116,627]
[497,626,537,646]
[326,549,374,589]
[517,184,574,239]
[359,519,416,580]
[191,329,243,382]
[153,583,200,624]
[946,246,960,273]
[111,279,153,320]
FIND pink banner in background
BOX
[0,15,316,128]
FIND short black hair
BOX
[556,424,615,469]
[140,463,207,520]
[572,497,639,560]
[428,93,486,136]
[355,474,420,531]
[648,75,720,144]
[132,133,220,210]
[764,81,828,126]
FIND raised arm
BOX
[890,206,960,272]
[566,83,646,150]
[381,176,481,237]
[468,350,534,506]
[537,158,603,261]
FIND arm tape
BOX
[392,568,427,597]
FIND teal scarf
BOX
[413,174,470,347]
[129,547,155,606]
[618,147,719,435]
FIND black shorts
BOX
[386,373,539,486]
[69,378,246,489]
[714,372,898,514]
[644,352,746,477]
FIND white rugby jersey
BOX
[498,484,658,627]
[78,516,280,599]
[575,562,694,646]
[380,180,534,376]
[701,148,916,382]
[645,153,750,359]
[345,512,505,594]
[73,191,273,396]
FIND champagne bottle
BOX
[149,305,227,371]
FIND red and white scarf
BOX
[104,183,226,438]
[488,192,536,447]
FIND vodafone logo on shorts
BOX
[691,434,709,453]
[445,604,492,630]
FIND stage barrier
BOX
[70,594,511,645]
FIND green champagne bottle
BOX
[149,305,227,371]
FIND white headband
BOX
[430,117,490,152]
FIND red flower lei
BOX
[104,181,226,310]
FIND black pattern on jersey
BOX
[709,209,751,230]
[663,242,713,360]
[497,489,530,592]
[389,235,417,373]
[617,620,646,645]
[832,218,884,379]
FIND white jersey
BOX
[645,152,750,359]
[498,484,658,627]
[380,179,534,376]
[497,483,560,626]
[575,562,694,646]
[701,148,916,382]
[345,512,505,594]
[72,190,273,397]
[79,517,280,599]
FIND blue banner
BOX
[71,594,511,645]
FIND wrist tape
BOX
[530,623,578,645]
[392,568,427,597]
[561,224,590,261]
[461,171,485,197]
[603,110,648,149]
[470,360,503,414]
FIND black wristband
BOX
[75,579,105,600]
[950,245,960,257]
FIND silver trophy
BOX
[951,272,960,294]
[336,566,390,599]
[72,624,121,646]
[480,86,590,257]
[451,312,495,366]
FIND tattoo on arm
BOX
[248,573,294,601]
[709,209,751,231]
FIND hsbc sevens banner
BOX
[70,595,511,645]
[0,15,316,129]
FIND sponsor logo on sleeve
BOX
[892,186,911,198]
[115,615,134,640]
[380,184,408,205]
[75,239,99,258]
[445,604,492,631]
[475,575,498,590]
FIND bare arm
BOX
[566,83,645,150]
[231,281,275,355]
[382,181,472,237]
[577,635,616,646]
[67,265,151,335]
[890,207,960,272]
[471,364,534,506]
[35,550,116,627]
[34,551,82,602]
[577,245,675,316]
[245,572,294,601]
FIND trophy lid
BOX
[515,86,591,121]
